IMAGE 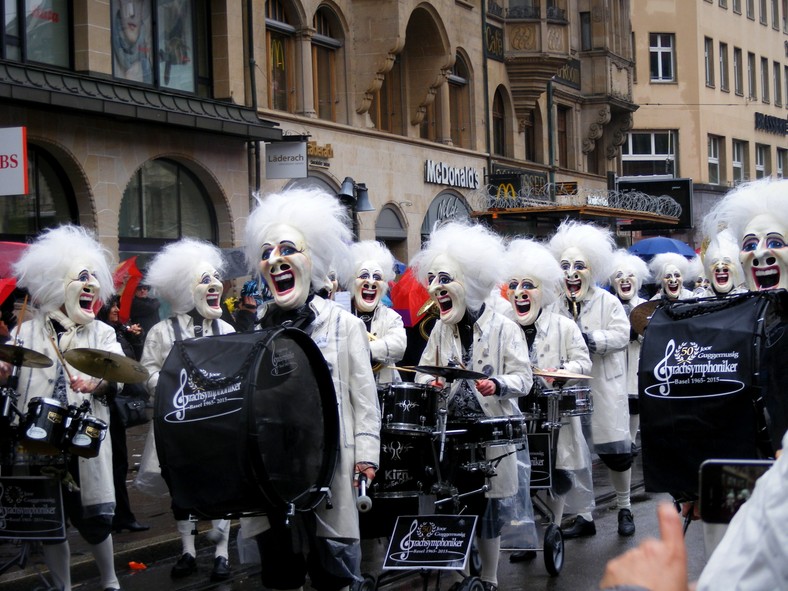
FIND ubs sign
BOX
[424,159,481,190]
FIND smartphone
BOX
[699,459,774,524]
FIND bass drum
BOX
[155,327,339,519]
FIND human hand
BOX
[127,323,142,336]
[0,319,9,339]
[475,379,497,397]
[0,360,11,382]
[600,502,689,591]
[354,463,376,485]
[70,375,100,394]
[429,378,445,390]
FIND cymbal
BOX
[408,365,487,381]
[630,300,661,336]
[533,367,591,380]
[0,343,54,368]
[64,348,149,384]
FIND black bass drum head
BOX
[249,327,339,512]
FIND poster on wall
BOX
[0,127,28,196]
[111,0,154,84]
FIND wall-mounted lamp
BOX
[338,177,375,213]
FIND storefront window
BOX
[1,0,71,67]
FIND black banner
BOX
[0,476,65,540]
[384,514,477,570]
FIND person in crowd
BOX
[608,250,650,451]
[129,283,161,334]
[343,240,407,385]
[548,220,634,538]
[648,253,694,302]
[96,295,150,534]
[499,238,592,563]
[0,225,123,591]
[411,221,533,591]
[138,238,235,583]
[600,432,787,591]
[242,187,381,591]
[697,230,747,297]
[702,177,788,293]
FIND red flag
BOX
[389,267,431,327]
[0,278,16,307]
[114,257,143,324]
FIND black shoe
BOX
[618,508,635,537]
[170,553,197,578]
[482,583,498,591]
[211,556,231,582]
[114,520,150,533]
[562,515,596,539]
[509,550,537,563]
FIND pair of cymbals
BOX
[64,349,149,384]
[533,367,591,380]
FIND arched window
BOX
[266,0,296,112]
[118,158,216,261]
[312,7,341,122]
[0,146,77,242]
[449,54,471,149]
[492,89,506,156]
[370,56,403,134]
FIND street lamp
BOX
[337,177,375,238]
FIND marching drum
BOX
[20,397,69,455]
[446,415,529,449]
[154,328,339,519]
[535,386,593,417]
[378,382,442,435]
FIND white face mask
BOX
[661,264,683,300]
[612,268,638,302]
[353,259,385,313]
[506,276,542,326]
[192,263,223,319]
[63,261,101,325]
[740,213,788,291]
[707,256,736,294]
[559,246,592,302]
[259,223,312,310]
[426,253,467,325]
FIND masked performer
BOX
[548,220,634,538]
[139,238,235,583]
[609,250,651,451]
[412,221,532,591]
[698,230,750,296]
[500,238,592,562]
[2,225,122,591]
[648,252,694,302]
[242,187,381,591]
[344,240,406,384]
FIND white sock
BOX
[610,468,632,510]
[629,413,640,444]
[42,540,71,591]
[89,535,120,590]
[211,519,230,559]
[177,519,197,556]
[477,535,501,585]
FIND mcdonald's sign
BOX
[488,173,521,199]
[496,183,517,199]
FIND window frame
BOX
[732,139,746,184]
[448,54,472,149]
[733,47,744,95]
[755,144,768,178]
[704,37,715,87]
[773,61,783,106]
[649,33,676,82]
[621,130,678,177]
[761,56,770,103]
[1,0,74,68]
[719,42,729,91]
[311,8,342,123]
[747,52,757,99]
[708,135,721,185]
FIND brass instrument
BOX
[417,298,439,341]
[368,332,383,372]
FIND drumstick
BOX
[48,335,75,382]
[11,294,28,346]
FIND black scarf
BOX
[259,293,317,331]
[457,306,482,355]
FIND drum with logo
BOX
[378,382,442,435]
[446,415,529,449]
[66,415,108,459]
[154,328,339,518]
[20,397,68,455]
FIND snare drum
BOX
[20,397,69,454]
[66,415,108,459]
[372,432,435,498]
[447,415,528,449]
[536,386,593,417]
[378,382,442,435]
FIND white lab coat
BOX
[367,304,407,385]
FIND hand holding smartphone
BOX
[699,459,774,524]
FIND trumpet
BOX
[417,299,439,341]
[368,332,383,372]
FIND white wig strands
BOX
[702,178,788,245]
[504,238,564,307]
[548,219,616,285]
[145,238,225,314]
[344,240,396,290]
[410,221,505,313]
[649,252,690,280]
[13,225,115,313]
[609,250,650,292]
[244,188,352,292]
[703,229,744,285]
[687,255,704,280]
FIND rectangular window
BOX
[719,43,729,91]
[622,131,677,176]
[3,0,71,67]
[732,140,746,184]
[761,57,770,102]
[777,148,787,178]
[649,33,675,82]
[748,52,757,99]
[772,0,780,27]
[708,135,721,184]
[705,37,715,87]
[720,0,728,6]
[733,0,742,12]
[733,48,743,95]
[747,0,755,18]
[313,42,337,122]
[774,62,783,106]
[580,12,592,51]
[783,0,788,30]
[755,144,769,178]
[557,106,569,169]
[760,0,768,23]
[157,1,195,93]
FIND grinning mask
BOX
[506,275,542,326]
[559,246,592,302]
[612,268,638,302]
[661,264,684,300]
[259,223,312,310]
[353,259,386,313]
[192,262,223,319]
[426,253,466,325]
[740,213,788,291]
[63,261,101,325]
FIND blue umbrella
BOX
[628,236,696,260]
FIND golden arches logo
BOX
[495,183,517,199]
[270,38,285,70]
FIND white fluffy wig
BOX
[244,187,352,292]
[702,178,788,246]
[609,250,650,291]
[410,220,505,314]
[649,252,690,281]
[703,229,744,285]
[687,255,704,281]
[13,225,115,313]
[144,238,225,314]
[504,238,564,307]
[548,220,616,285]
[343,240,396,290]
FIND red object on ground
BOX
[128,561,147,570]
